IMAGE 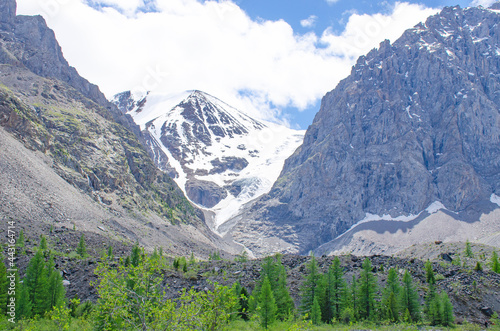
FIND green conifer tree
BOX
[311,296,322,325]
[319,271,332,324]
[46,257,66,310]
[474,261,483,271]
[428,296,441,326]
[258,277,277,329]
[124,255,131,267]
[17,281,32,320]
[347,274,359,322]
[77,234,86,257]
[232,281,242,319]
[17,229,25,248]
[173,257,180,270]
[39,235,48,251]
[189,252,196,265]
[400,270,421,322]
[274,262,294,320]
[321,257,345,323]
[24,250,49,315]
[381,268,401,322]
[130,243,141,267]
[464,240,474,258]
[0,259,8,315]
[260,256,280,289]
[240,286,250,320]
[424,259,437,321]
[107,246,113,260]
[232,282,249,321]
[425,260,435,286]
[491,251,500,273]
[440,292,454,327]
[252,254,294,320]
[300,254,322,318]
[358,258,377,320]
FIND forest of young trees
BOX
[1,233,500,330]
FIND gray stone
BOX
[229,5,500,256]
[186,179,227,208]
[0,0,16,30]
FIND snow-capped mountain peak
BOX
[113,90,305,233]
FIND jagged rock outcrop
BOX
[0,0,236,257]
[0,0,15,30]
[228,4,500,256]
[113,90,304,229]
[186,180,228,208]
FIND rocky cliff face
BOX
[113,90,304,232]
[0,0,15,30]
[228,5,500,256]
[0,0,233,257]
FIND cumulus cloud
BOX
[300,15,318,28]
[16,0,438,123]
[325,0,341,4]
[320,2,438,60]
[470,0,497,7]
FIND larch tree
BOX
[358,258,377,320]
[46,257,66,310]
[300,254,322,319]
[258,276,277,329]
[77,234,87,257]
[400,270,421,322]
[490,251,499,273]
[24,250,49,315]
[321,256,346,323]
[381,268,401,322]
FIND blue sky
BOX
[17,0,495,129]
[238,0,471,36]
[235,0,474,127]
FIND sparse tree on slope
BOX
[17,229,25,249]
[77,234,87,257]
[320,256,346,323]
[17,281,32,320]
[310,296,322,325]
[464,240,474,258]
[300,254,322,319]
[440,291,454,327]
[400,270,421,322]
[381,268,401,322]
[46,257,66,310]
[258,276,277,329]
[39,235,48,251]
[0,258,8,315]
[491,251,499,273]
[358,258,377,320]
[24,250,49,315]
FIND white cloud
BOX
[320,2,438,60]
[300,15,317,28]
[471,0,497,7]
[16,0,438,124]
[326,0,340,4]
[300,15,318,28]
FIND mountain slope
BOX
[227,4,500,256]
[0,0,231,257]
[114,90,305,232]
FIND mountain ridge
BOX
[113,89,305,233]
[0,0,234,257]
[226,4,500,257]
